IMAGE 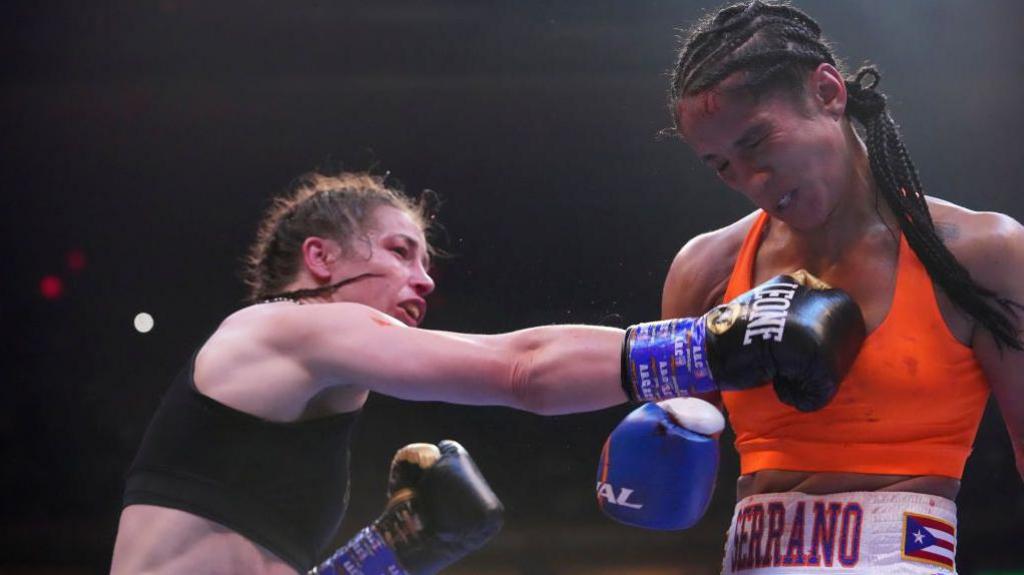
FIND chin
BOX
[778,193,832,231]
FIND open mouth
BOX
[397,301,424,326]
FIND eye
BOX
[743,133,768,150]
[716,161,731,174]
[391,245,410,258]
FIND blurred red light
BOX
[67,249,87,272]
[40,276,64,300]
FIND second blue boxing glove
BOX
[596,398,724,530]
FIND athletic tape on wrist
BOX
[623,317,714,401]
[309,526,410,575]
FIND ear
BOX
[300,236,343,282]
[809,63,846,120]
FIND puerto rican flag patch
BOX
[902,512,956,570]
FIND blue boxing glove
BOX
[596,398,724,530]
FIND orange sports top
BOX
[720,211,990,479]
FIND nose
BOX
[410,262,436,297]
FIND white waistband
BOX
[722,492,958,575]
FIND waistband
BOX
[722,491,958,575]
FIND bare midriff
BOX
[736,470,960,501]
[110,505,297,575]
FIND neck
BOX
[776,126,899,265]
[273,276,339,305]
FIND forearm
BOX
[500,325,627,415]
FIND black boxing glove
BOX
[622,270,865,412]
[310,440,504,575]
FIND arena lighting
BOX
[39,275,64,300]
[134,312,155,334]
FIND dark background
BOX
[3,1,1022,573]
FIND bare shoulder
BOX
[662,211,760,318]
[212,301,396,347]
[194,303,313,388]
[194,302,388,418]
[197,301,394,385]
[928,197,1024,293]
[202,303,301,359]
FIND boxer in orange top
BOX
[660,2,1023,573]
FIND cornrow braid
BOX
[672,1,832,100]
[670,0,1022,350]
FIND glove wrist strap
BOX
[309,526,411,575]
[374,497,427,554]
[622,317,715,401]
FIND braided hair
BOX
[242,171,438,303]
[670,0,1022,351]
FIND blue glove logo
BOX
[596,481,644,509]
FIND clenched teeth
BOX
[400,303,422,322]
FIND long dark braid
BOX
[670,0,1022,350]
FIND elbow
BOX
[505,347,559,416]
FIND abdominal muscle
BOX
[736,470,961,501]
[110,505,298,575]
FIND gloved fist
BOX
[597,397,724,530]
[378,440,504,574]
[705,270,865,411]
[312,440,503,575]
[623,270,865,412]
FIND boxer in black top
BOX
[111,170,864,574]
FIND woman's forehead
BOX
[369,205,426,241]
[676,89,760,147]
[677,85,803,154]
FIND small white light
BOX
[134,312,155,334]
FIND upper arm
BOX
[662,240,702,320]
[661,221,748,320]
[272,303,626,415]
[967,214,1024,479]
[278,303,518,406]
